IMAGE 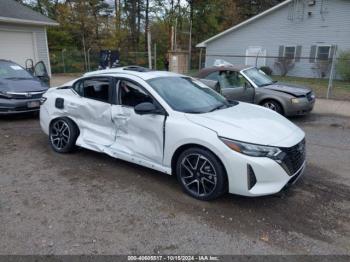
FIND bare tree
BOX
[275,58,295,76]
[315,60,332,78]
[115,0,121,31]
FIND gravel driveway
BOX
[0,112,349,255]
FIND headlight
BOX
[219,137,284,160]
[0,91,12,98]
[40,97,47,105]
[291,98,302,104]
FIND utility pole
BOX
[87,48,91,71]
[327,46,338,99]
[154,43,157,70]
[188,19,192,71]
[170,26,174,51]
[147,28,152,69]
[61,49,66,73]
[188,0,193,71]
[82,33,87,72]
[145,0,149,51]
[174,18,177,51]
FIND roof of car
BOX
[84,66,183,80]
[197,65,253,78]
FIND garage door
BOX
[0,30,37,67]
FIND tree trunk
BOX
[115,0,121,31]
[136,0,141,47]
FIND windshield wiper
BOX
[184,110,203,114]
[209,104,227,112]
[5,77,32,80]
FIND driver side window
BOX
[118,80,153,107]
[219,71,251,89]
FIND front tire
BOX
[261,100,284,115]
[176,147,227,201]
[49,118,78,153]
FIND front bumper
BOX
[0,97,41,114]
[285,98,315,116]
[220,140,306,197]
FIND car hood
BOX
[262,82,311,97]
[0,78,48,93]
[185,103,304,147]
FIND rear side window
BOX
[73,77,111,103]
[72,80,84,96]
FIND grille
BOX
[306,92,314,102]
[0,106,34,112]
[9,91,45,99]
[280,139,306,176]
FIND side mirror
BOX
[134,102,161,115]
[244,82,251,89]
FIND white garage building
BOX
[0,0,58,76]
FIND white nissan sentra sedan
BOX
[40,66,306,200]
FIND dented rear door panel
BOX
[75,98,114,146]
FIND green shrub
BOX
[259,66,273,76]
[336,50,350,81]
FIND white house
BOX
[0,0,58,76]
[197,0,350,78]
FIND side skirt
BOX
[76,140,172,175]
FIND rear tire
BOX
[176,147,227,201]
[261,100,284,115]
[49,118,78,153]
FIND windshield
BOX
[0,61,33,79]
[242,67,274,87]
[147,77,231,114]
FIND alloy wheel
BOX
[179,153,217,197]
[263,102,277,111]
[50,120,70,150]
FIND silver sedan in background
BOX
[197,65,315,116]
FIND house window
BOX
[316,46,331,60]
[284,46,296,60]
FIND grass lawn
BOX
[272,76,350,100]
